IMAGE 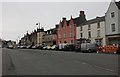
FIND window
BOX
[88,24,91,30]
[59,33,61,38]
[97,22,100,28]
[69,25,72,29]
[80,33,83,38]
[64,25,66,30]
[64,32,66,38]
[95,40,102,46]
[111,12,115,18]
[97,30,100,37]
[70,32,73,37]
[80,26,83,31]
[88,31,91,38]
[111,23,115,32]
[70,40,73,44]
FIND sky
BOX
[1,0,119,42]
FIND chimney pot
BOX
[63,17,66,20]
[80,11,85,16]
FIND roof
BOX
[115,1,120,9]
[78,16,105,26]
[73,16,87,27]
[59,13,86,27]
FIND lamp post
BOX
[36,23,40,45]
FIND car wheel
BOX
[88,49,91,53]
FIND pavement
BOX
[2,48,119,75]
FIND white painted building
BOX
[76,16,106,46]
[105,1,120,45]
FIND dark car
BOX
[63,44,76,51]
[75,44,81,52]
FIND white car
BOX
[46,46,51,50]
[8,45,14,49]
[43,46,47,49]
[51,45,57,50]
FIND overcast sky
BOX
[1,0,119,41]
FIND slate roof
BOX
[115,1,120,9]
[78,16,105,27]
[73,15,87,27]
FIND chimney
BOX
[80,11,85,16]
[79,10,87,24]
[62,17,66,20]
[55,24,59,28]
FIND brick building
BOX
[56,11,86,45]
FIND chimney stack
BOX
[55,24,59,28]
[80,11,85,16]
[62,17,66,20]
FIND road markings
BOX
[82,62,86,65]
[74,60,117,73]
[94,65,116,72]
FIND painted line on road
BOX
[94,65,116,72]
[74,60,117,73]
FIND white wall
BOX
[118,9,120,33]
[76,21,106,46]
[105,2,119,35]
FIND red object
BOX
[56,17,76,45]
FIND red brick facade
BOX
[56,17,76,45]
[56,11,86,45]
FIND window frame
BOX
[111,23,115,32]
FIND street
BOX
[2,48,119,75]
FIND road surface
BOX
[2,48,119,76]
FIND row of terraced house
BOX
[19,1,120,46]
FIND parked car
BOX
[26,45,32,49]
[58,43,68,50]
[46,45,52,50]
[20,45,27,49]
[7,45,14,49]
[63,44,76,51]
[75,44,81,52]
[31,45,37,49]
[81,43,98,53]
[75,43,98,53]
[43,46,47,50]
[37,45,44,49]
[17,45,21,49]
[51,45,57,50]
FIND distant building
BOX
[56,11,86,45]
[76,16,106,46]
[36,27,46,45]
[30,30,37,45]
[43,29,53,46]
[105,1,120,45]
[51,27,57,45]
[19,30,37,46]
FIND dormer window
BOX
[111,12,115,18]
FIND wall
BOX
[105,2,119,35]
